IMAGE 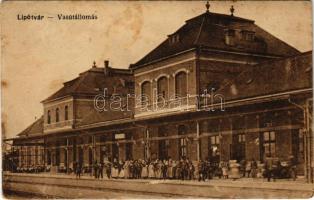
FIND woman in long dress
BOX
[111,159,119,178]
[221,161,229,179]
[148,162,155,179]
[162,160,168,179]
[176,161,182,179]
[167,159,173,179]
[156,160,162,179]
[141,160,148,179]
[118,160,125,178]
[124,160,130,179]
[172,161,177,179]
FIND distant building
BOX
[10,5,313,182]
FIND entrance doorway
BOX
[208,135,220,163]
[231,133,246,162]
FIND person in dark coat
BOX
[239,159,246,177]
[251,159,258,178]
[161,160,167,179]
[264,158,273,182]
[135,160,141,179]
[176,161,182,180]
[98,162,104,179]
[205,161,212,180]
[181,159,189,180]
[105,160,112,179]
[129,160,134,179]
[93,160,98,179]
[198,160,205,181]
[289,155,297,181]
[76,162,82,179]
[189,161,195,180]
[73,162,78,178]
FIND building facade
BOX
[11,7,313,182]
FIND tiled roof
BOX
[216,51,312,102]
[131,11,300,68]
[42,67,133,103]
[17,116,44,137]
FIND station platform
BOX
[3,172,314,198]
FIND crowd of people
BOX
[72,156,295,182]
[13,156,297,182]
[74,157,199,180]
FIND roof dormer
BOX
[224,29,236,46]
[241,30,255,41]
[168,34,180,45]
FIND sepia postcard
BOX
[1,0,313,199]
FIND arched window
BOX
[55,108,59,123]
[175,71,187,98]
[47,110,51,124]
[64,106,68,121]
[178,125,187,159]
[141,81,151,105]
[157,76,168,99]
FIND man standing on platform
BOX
[93,160,99,179]
[99,162,104,179]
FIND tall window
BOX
[263,131,276,157]
[55,108,60,123]
[225,29,236,46]
[208,135,220,162]
[175,71,187,98]
[157,77,168,99]
[64,106,68,121]
[238,134,246,143]
[47,110,51,124]
[141,81,151,105]
[241,31,255,41]
[178,125,187,159]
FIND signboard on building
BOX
[115,133,125,140]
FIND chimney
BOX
[104,60,110,76]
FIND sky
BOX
[1,1,312,139]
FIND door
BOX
[231,134,246,162]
